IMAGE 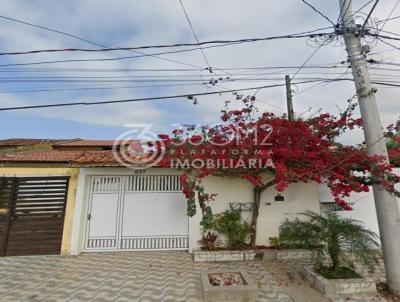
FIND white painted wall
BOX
[318,168,400,237]
[72,167,321,254]
[189,176,321,251]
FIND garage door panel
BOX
[85,175,188,251]
[121,193,188,237]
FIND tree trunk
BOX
[328,244,340,272]
[250,187,261,247]
[249,180,275,248]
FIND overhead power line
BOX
[0,76,347,84]
[354,1,375,16]
[0,15,204,69]
[376,37,400,52]
[377,0,400,32]
[0,43,242,68]
[178,0,211,71]
[0,80,331,111]
[372,81,400,87]
[0,63,347,72]
[370,33,400,41]
[377,14,400,24]
[0,83,207,94]
[0,76,397,109]
[338,0,352,23]
[301,0,336,26]
[0,70,371,79]
[361,0,380,33]
[0,29,334,57]
[291,43,325,79]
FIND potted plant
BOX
[278,211,380,296]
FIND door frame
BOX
[75,168,189,254]
[0,177,16,256]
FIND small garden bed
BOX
[304,266,376,296]
[196,210,257,261]
[277,211,381,297]
[316,265,361,279]
[201,269,258,302]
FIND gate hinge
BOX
[87,214,92,220]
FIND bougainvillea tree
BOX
[158,97,400,247]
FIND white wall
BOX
[318,168,400,237]
[72,167,322,254]
[189,176,321,250]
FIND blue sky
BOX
[0,0,399,143]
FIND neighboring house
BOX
[0,138,67,154]
[0,138,322,256]
[319,168,400,237]
[0,149,81,256]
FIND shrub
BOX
[279,211,381,278]
[198,232,222,251]
[317,265,361,279]
[268,237,282,249]
[214,210,251,250]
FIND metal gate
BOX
[0,177,69,256]
[85,175,189,251]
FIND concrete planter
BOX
[193,248,314,262]
[193,249,259,262]
[201,269,258,302]
[303,266,377,297]
[275,249,314,260]
[262,248,315,261]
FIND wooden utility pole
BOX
[285,75,295,121]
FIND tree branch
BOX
[259,179,276,193]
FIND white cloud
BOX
[0,0,399,142]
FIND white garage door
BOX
[85,175,188,251]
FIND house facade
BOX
[0,163,79,256]
[0,138,334,256]
[70,167,321,255]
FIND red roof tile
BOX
[0,138,64,147]
[0,150,121,166]
[0,150,84,163]
[73,150,120,166]
[53,139,140,148]
[0,139,145,166]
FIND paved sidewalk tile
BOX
[0,251,294,302]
